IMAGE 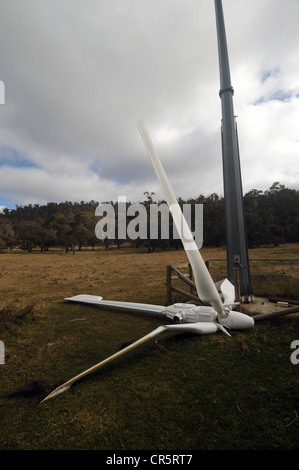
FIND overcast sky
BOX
[0,0,298,210]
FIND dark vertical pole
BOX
[214,0,254,302]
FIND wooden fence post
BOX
[166,265,172,305]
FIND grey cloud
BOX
[0,0,298,208]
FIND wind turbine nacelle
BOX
[164,304,216,324]
[220,310,254,330]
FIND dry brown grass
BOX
[0,245,226,304]
[1,243,298,320]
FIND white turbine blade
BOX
[166,322,230,336]
[65,294,166,316]
[41,325,168,403]
[41,320,230,403]
[215,278,237,307]
[137,119,224,316]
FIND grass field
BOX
[0,243,298,450]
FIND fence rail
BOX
[166,258,299,305]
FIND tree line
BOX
[0,182,298,252]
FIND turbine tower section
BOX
[214,0,254,302]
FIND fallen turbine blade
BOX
[65,294,166,316]
[41,325,167,403]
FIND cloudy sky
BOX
[0,0,298,210]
